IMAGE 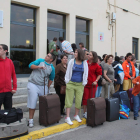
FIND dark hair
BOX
[102,54,107,59]
[98,56,102,62]
[71,43,77,53]
[115,56,120,62]
[91,51,98,63]
[105,55,113,63]
[61,54,68,59]
[50,53,56,62]
[120,56,124,60]
[59,37,64,42]
[0,44,8,51]
[131,56,136,61]
[75,49,85,61]
[53,37,57,41]
[126,53,132,58]
[79,42,84,48]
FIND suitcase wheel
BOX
[57,121,59,123]
[101,123,103,125]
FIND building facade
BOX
[0,0,140,76]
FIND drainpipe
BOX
[114,0,117,56]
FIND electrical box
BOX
[112,12,116,20]
[0,10,3,28]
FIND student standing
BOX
[122,53,135,91]
[65,49,88,125]
[27,53,55,127]
[0,44,17,110]
[82,51,102,118]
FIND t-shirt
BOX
[61,40,73,53]
[49,41,58,55]
[100,61,106,69]
[71,61,84,83]
[104,63,114,81]
[128,62,132,77]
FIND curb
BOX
[12,118,86,140]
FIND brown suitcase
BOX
[87,85,106,127]
[39,77,61,126]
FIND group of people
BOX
[0,40,140,128]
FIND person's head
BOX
[120,56,125,62]
[84,50,89,60]
[74,49,85,61]
[102,54,107,61]
[105,55,114,64]
[115,56,120,62]
[0,44,8,59]
[79,43,84,49]
[61,54,68,64]
[59,37,64,43]
[131,56,136,65]
[88,51,98,63]
[97,56,102,65]
[53,37,57,43]
[45,53,56,63]
[126,53,132,62]
[71,43,77,53]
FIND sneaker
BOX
[29,119,34,128]
[65,117,73,125]
[134,117,137,120]
[74,115,82,123]
[83,112,87,119]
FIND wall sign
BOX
[98,32,104,41]
[0,10,3,28]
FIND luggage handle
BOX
[91,83,96,98]
[44,76,50,96]
[108,82,110,99]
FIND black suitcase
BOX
[106,83,119,121]
[87,85,106,127]
[39,77,61,126]
[113,91,130,109]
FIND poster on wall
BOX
[98,32,104,42]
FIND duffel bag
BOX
[0,108,23,124]
[0,118,28,140]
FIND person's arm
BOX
[122,63,131,79]
[50,49,54,53]
[48,80,53,89]
[93,75,101,85]
[29,58,46,70]
[93,65,102,85]
[11,61,17,94]
[104,70,112,83]
[132,77,139,85]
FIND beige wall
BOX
[0,0,140,59]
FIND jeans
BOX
[133,94,140,117]
[95,86,102,97]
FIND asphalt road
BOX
[41,112,140,140]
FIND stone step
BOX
[13,102,39,112]
[13,92,56,104]
[14,86,56,96]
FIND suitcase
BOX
[39,77,61,126]
[113,91,130,109]
[87,85,106,127]
[0,118,28,140]
[106,83,119,121]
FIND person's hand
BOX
[38,66,47,70]
[70,52,74,55]
[114,79,117,82]
[109,80,112,83]
[130,77,134,80]
[136,82,139,85]
[11,90,16,94]
[92,81,97,85]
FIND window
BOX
[10,4,36,75]
[76,18,89,50]
[47,12,66,53]
[132,38,138,60]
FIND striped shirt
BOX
[61,40,73,53]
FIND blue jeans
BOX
[133,94,140,117]
[95,86,102,98]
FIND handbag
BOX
[60,86,66,94]
[101,77,106,85]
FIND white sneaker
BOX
[29,119,34,128]
[65,117,73,125]
[74,115,82,123]
[83,112,87,119]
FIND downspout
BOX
[114,0,117,56]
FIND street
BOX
[41,112,140,140]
